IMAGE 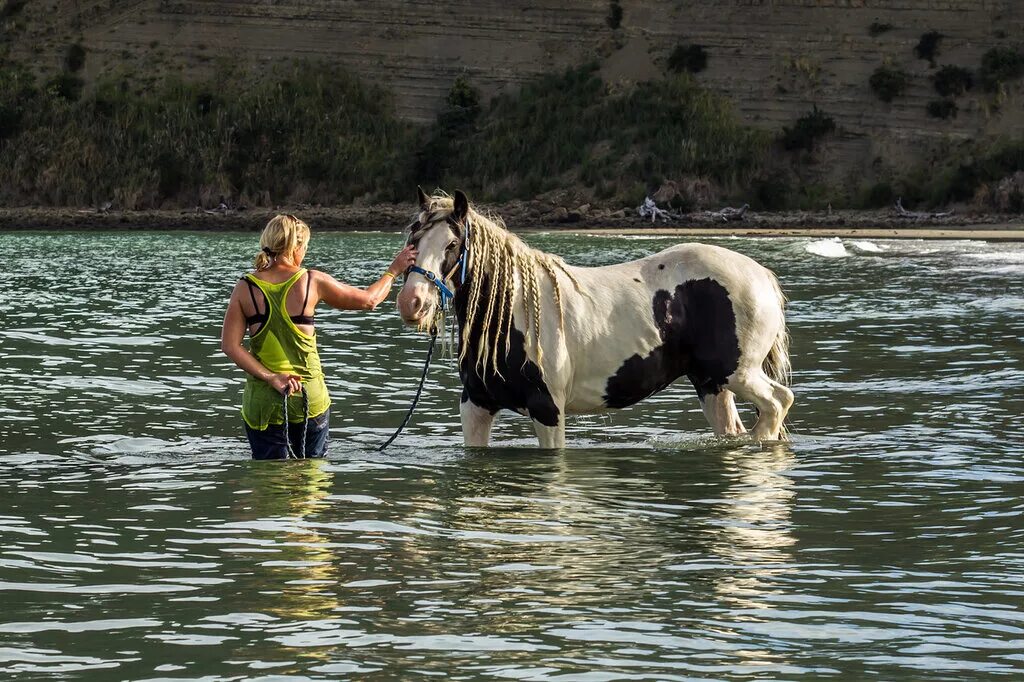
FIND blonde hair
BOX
[254,214,310,270]
[418,195,581,378]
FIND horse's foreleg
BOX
[529,395,565,449]
[461,398,497,447]
[532,419,565,449]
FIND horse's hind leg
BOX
[701,389,747,436]
[728,371,794,441]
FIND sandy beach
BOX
[0,204,1022,240]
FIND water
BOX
[1,230,1022,680]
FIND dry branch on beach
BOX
[704,204,750,222]
[894,197,954,220]
[637,197,678,223]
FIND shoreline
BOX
[1,205,1022,240]
[558,226,1024,241]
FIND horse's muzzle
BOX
[397,281,435,328]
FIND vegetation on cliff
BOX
[0,60,769,209]
[419,64,769,206]
[0,55,1020,212]
[0,60,414,208]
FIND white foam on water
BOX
[850,240,887,253]
[804,237,849,258]
[963,250,1024,263]
[966,296,1024,313]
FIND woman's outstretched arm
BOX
[317,245,417,311]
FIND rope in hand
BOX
[281,386,310,459]
[379,327,438,451]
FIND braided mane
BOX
[415,194,581,378]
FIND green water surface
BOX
[0,231,1022,680]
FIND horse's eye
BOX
[446,240,459,251]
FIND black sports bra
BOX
[241,272,315,330]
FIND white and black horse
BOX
[397,189,793,448]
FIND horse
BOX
[396,188,793,448]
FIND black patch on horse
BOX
[455,277,560,427]
[603,278,741,408]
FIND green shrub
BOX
[0,62,37,139]
[667,44,708,74]
[870,66,908,102]
[447,73,479,110]
[419,65,769,199]
[980,47,1024,92]
[780,106,835,152]
[868,22,893,37]
[914,31,942,65]
[46,72,83,101]
[416,74,482,183]
[194,91,215,115]
[929,139,1024,204]
[0,1,27,19]
[932,65,973,97]
[0,62,415,207]
[606,1,622,29]
[927,99,957,119]
[64,44,87,73]
[441,73,480,129]
[862,181,895,208]
[751,174,791,210]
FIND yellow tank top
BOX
[241,269,330,429]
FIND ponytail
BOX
[254,214,310,271]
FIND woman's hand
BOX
[388,245,418,276]
[268,373,303,396]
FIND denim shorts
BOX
[245,409,330,460]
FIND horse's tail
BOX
[762,270,791,386]
[761,271,792,437]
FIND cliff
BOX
[4,0,1023,192]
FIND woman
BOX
[221,214,416,459]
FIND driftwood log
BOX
[704,203,749,222]
[894,197,953,219]
[637,197,678,223]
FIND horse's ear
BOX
[416,186,430,210]
[452,190,469,223]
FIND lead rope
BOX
[282,386,309,459]
[380,219,468,450]
[379,327,438,451]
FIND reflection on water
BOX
[0,231,1022,678]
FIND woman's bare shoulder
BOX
[309,269,342,285]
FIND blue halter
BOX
[407,264,457,311]
[406,219,470,313]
